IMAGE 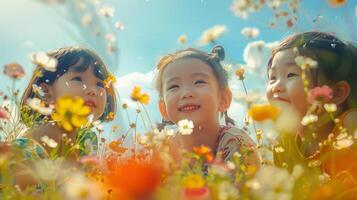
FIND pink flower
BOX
[309,85,333,104]
[0,108,8,120]
[79,155,100,166]
[3,62,25,79]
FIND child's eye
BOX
[97,82,105,88]
[71,76,82,81]
[195,80,206,84]
[168,85,179,90]
[287,73,298,78]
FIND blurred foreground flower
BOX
[178,119,194,135]
[63,172,103,200]
[27,97,54,115]
[181,173,210,200]
[248,166,294,200]
[103,159,162,200]
[51,96,91,132]
[3,62,25,79]
[333,133,353,150]
[248,104,279,122]
[29,52,58,72]
[301,114,318,126]
[273,101,301,133]
[198,25,227,46]
[193,145,213,163]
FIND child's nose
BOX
[181,88,194,99]
[86,88,97,96]
[272,81,285,93]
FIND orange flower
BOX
[108,140,127,154]
[248,104,279,122]
[193,145,214,163]
[103,159,162,200]
[235,68,245,80]
[328,0,346,7]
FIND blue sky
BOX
[0,0,356,139]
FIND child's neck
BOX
[180,121,221,152]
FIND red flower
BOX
[183,187,210,200]
[309,85,333,104]
[3,62,25,79]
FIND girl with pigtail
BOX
[155,45,260,166]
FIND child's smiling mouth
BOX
[84,100,97,108]
[178,104,201,113]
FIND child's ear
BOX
[331,81,351,105]
[218,87,232,112]
[158,99,170,121]
[39,83,54,103]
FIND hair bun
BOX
[211,45,225,61]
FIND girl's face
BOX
[266,49,308,117]
[159,58,230,126]
[47,65,107,121]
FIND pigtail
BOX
[222,111,235,126]
[210,45,225,61]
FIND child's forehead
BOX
[162,59,213,81]
[270,49,298,69]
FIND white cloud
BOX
[242,40,279,72]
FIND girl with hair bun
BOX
[155,45,260,166]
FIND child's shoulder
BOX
[217,125,255,147]
[216,125,257,162]
[12,137,48,159]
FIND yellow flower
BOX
[130,86,150,105]
[235,68,245,80]
[139,93,149,105]
[131,86,142,101]
[51,96,91,132]
[106,111,115,121]
[248,104,279,122]
[181,174,205,189]
[103,74,117,88]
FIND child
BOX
[19,46,117,158]
[155,45,260,166]
[266,32,357,183]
